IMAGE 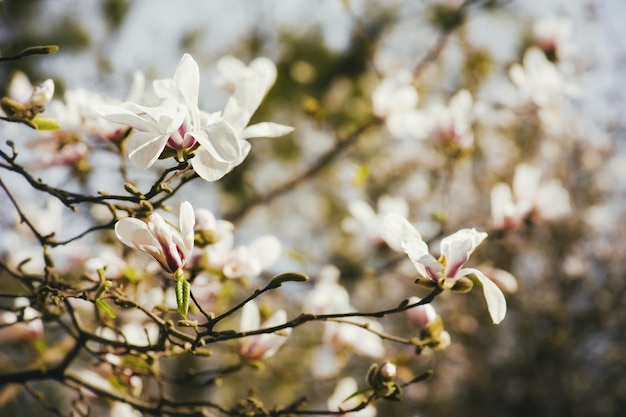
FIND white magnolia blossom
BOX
[491,163,572,230]
[115,201,195,275]
[384,213,507,324]
[372,69,431,140]
[237,300,291,361]
[98,54,293,182]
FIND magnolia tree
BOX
[0,1,621,416]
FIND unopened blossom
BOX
[406,296,438,328]
[1,71,54,115]
[115,201,195,275]
[372,69,430,140]
[491,163,571,230]
[237,300,291,361]
[384,213,507,324]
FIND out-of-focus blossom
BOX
[532,17,574,61]
[237,300,291,361]
[115,201,195,275]
[327,377,377,417]
[509,47,577,111]
[222,235,282,281]
[194,208,234,248]
[490,163,571,230]
[342,195,409,250]
[372,69,431,140]
[305,265,351,314]
[0,298,44,344]
[427,89,475,152]
[324,318,385,359]
[384,213,507,324]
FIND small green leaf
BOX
[176,276,190,318]
[97,298,117,319]
[267,272,309,289]
[32,117,61,130]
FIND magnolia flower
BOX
[491,163,571,230]
[372,69,430,140]
[193,56,294,180]
[384,213,507,324]
[237,300,291,361]
[115,201,195,275]
[98,54,246,181]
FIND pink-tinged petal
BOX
[440,229,487,278]
[130,227,166,266]
[461,267,507,324]
[193,120,242,162]
[241,122,294,139]
[115,218,149,249]
[127,132,170,169]
[147,213,184,272]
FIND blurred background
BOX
[1,0,626,416]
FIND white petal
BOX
[191,150,233,182]
[241,122,294,139]
[462,268,507,324]
[96,104,159,132]
[383,213,423,251]
[240,300,260,332]
[178,201,196,256]
[127,132,169,169]
[115,218,149,249]
[174,53,199,109]
[194,120,242,162]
